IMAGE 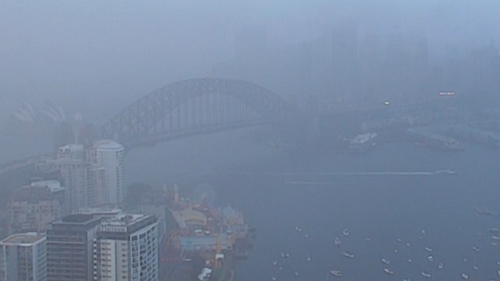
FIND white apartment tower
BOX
[93,214,158,281]
[50,144,103,214]
[0,233,47,281]
[94,140,125,207]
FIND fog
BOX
[3,2,500,281]
[1,0,500,123]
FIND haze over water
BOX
[126,129,500,281]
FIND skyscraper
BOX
[93,140,125,207]
[46,214,102,281]
[49,144,103,214]
[0,233,47,281]
[93,214,158,281]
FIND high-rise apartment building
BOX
[0,233,47,281]
[49,144,104,214]
[46,214,102,281]
[7,180,64,235]
[93,140,125,207]
[93,214,158,281]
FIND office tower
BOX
[46,214,102,281]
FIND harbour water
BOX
[125,129,500,281]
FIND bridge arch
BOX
[98,78,298,149]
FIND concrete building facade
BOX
[46,214,101,281]
[7,181,64,235]
[93,214,158,281]
[0,233,47,281]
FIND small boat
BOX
[463,258,468,263]
[330,270,342,277]
[496,261,500,266]
[294,271,299,276]
[381,258,390,265]
[343,229,349,236]
[383,268,394,275]
[421,271,432,279]
[438,263,443,269]
[280,252,290,258]
[397,238,402,242]
[421,230,426,234]
[334,237,341,247]
[408,258,412,263]
[425,247,433,252]
[490,228,499,234]
[473,266,479,271]
[462,273,469,279]
[305,233,309,238]
[394,249,398,253]
[427,255,434,262]
[434,169,456,175]
[272,277,277,281]
[497,270,500,276]
[492,242,497,246]
[272,261,278,266]
[307,256,311,262]
[492,235,500,240]
[295,226,302,232]
[472,246,480,252]
[365,237,371,241]
[342,251,354,259]
[406,242,411,247]
[279,267,283,271]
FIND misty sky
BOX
[1,0,499,121]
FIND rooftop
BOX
[12,185,59,203]
[101,214,147,227]
[0,233,45,246]
[95,140,124,151]
[30,180,65,193]
[75,206,122,216]
[62,214,95,223]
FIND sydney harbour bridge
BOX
[0,78,306,176]
[0,77,449,177]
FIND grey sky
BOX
[1,0,499,121]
